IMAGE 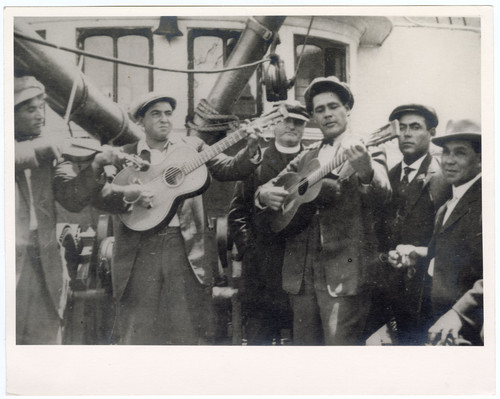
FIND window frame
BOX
[187,28,263,121]
[293,34,348,102]
[76,27,154,103]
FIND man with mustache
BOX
[256,76,391,345]
[369,104,451,345]
[389,119,483,345]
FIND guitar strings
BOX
[282,126,394,193]
[123,110,284,187]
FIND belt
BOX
[157,225,181,235]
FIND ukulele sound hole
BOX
[163,167,184,187]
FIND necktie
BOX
[402,166,413,184]
[400,166,413,195]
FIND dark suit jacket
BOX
[375,154,451,314]
[429,178,482,319]
[275,141,391,297]
[381,153,451,251]
[228,140,301,296]
[453,279,483,338]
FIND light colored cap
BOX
[304,75,354,113]
[273,100,309,122]
[15,76,45,106]
[128,92,177,122]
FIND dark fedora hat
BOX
[129,92,177,122]
[389,104,439,129]
[432,119,481,148]
[304,76,354,113]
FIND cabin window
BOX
[187,29,262,122]
[294,35,347,105]
[77,28,153,109]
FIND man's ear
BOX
[345,105,351,116]
[429,127,436,137]
[136,117,144,128]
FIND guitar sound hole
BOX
[163,167,184,187]
[298,180,309,196]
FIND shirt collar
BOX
[452,173,481,200]
[402,153,427,172]
[322,131,346,148]
[275,141,301,154]
[137,139,169,154]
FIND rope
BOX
[293,16,315,79]
[187,99,240,133]
[15,31,271,74]
[64,54,85,136]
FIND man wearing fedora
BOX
[14,76,67,344]
[389,119,482,345]
[228,100,309,345]
[80,91,261,344]
[368,104,451,345]
[256,76,391,345]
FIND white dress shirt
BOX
[442,172,482,225]
[400,153,427,183]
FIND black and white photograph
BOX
[3,4,496,397]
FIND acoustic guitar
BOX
[113,105,288,231]
[268,120,400,233]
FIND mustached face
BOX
[139,101,174,146]
[397,113,434,164]
[441,140,481,186]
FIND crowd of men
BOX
[14,74,483,346]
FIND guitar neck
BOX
[307,150,348,186]
[182,129,249,174]
[182,107,285,174]
[306,120,399,187]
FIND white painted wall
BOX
[20,17,482,167]
[354,25,481,167]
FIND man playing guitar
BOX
[256,76,391,345]
[79,92,261,344]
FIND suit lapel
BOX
[404,153,432,212]
[441,178,481,232]
[15,170,30,207]
[389,162,402,189]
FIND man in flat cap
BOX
[256,76,391,345]
[228,100,309,344]
[368,104,451,345]
[82,91,261,344]
[390,119,482,345]
[14,76,66,344]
